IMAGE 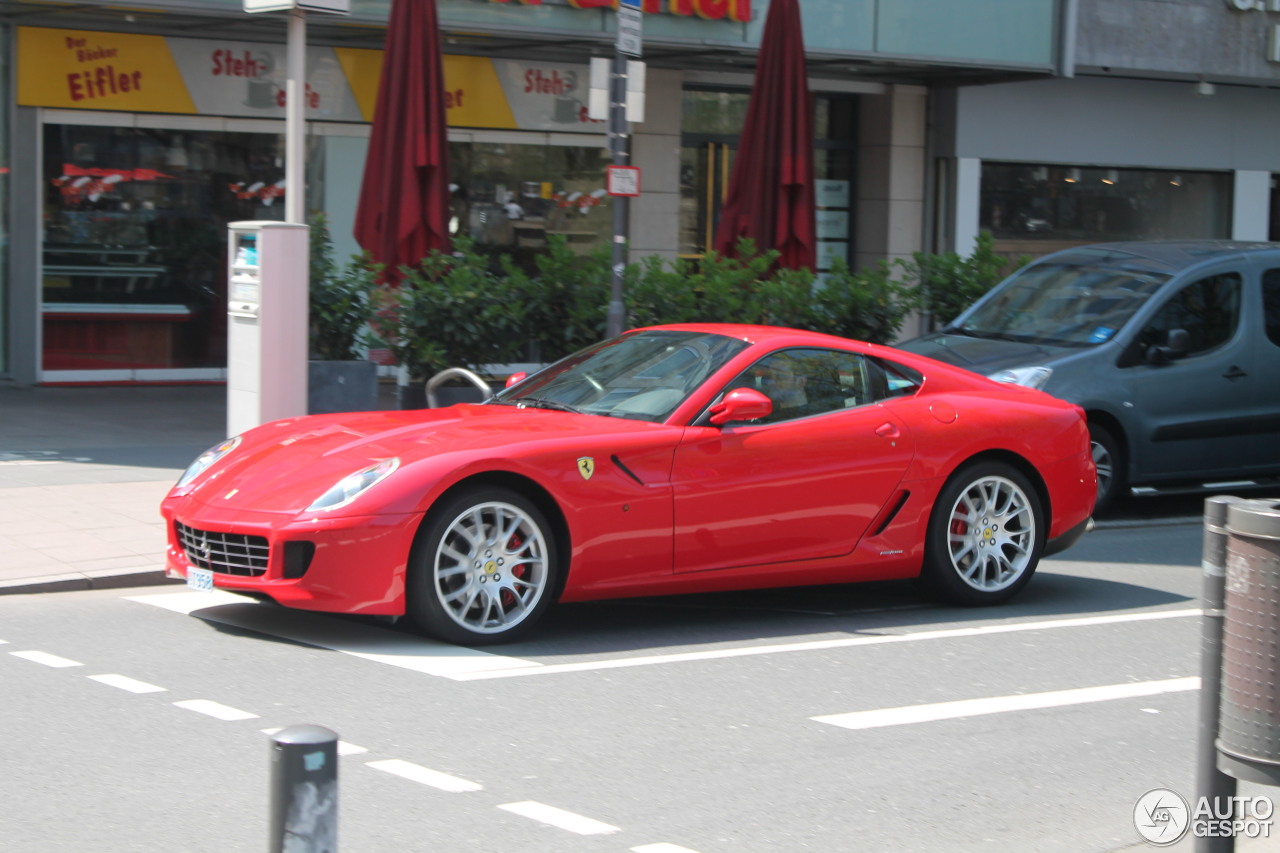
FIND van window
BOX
[1133,273,1241,359]
[1264,270,1280,348]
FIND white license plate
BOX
[187,566,214,592]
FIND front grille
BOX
[175,521,269,577]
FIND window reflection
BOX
[980,163,1232,257]
[41,124,285,371]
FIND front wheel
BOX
[923,462,1044,606]
[407,486,560,645]
[1089,421,1124,515]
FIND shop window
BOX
[678,90,857,266]
[41,124,285,372]
[447,139,614,266]
[979,164,1232,256]
[0,22,8,375]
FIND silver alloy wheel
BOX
[944,475,1037,592]
[1091,438,1113,506]
[433,501,549,635]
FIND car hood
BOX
[177,403,673,514]
[899,331,1071,375]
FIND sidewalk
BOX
[0,384,229,594]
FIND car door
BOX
[670,348,915,574]
[1121,269,1258,479]
[1253,267,1280,471]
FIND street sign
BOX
[617,6,642,57]
[607,165,641,197]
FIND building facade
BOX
[0,0,1273,385]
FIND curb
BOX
[0,568,183,596]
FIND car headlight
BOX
[177,437,242,487]
[988,366,1053,390]
[307,457,400,512]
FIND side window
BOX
[1264,269,1280,348]
[1133,272,1241,359]
[721,348,879,423]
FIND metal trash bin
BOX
[1217,498,1280,785]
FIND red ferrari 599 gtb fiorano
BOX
[162,324,1096,644]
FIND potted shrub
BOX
[307,214,380,413]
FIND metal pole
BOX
[270,724,338,852]
[285,8,307,225]
[605,52,629,338]
[1196,495,1238,853]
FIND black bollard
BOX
[1196,496,1238,853]
[270,725,339,853]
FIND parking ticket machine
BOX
[226,221,309,437]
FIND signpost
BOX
[606,0,643,337]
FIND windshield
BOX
[956,261,1171,347]
[493,330,751,422]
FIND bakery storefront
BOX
[16,25,617,383]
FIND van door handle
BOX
[875,422,900,438]
[1223,366,1248,381]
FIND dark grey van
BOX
[899,241,1280,511]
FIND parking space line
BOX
[365,759,483,792]
[10,650,83,668]
[632,844,704,853]
[450,609,1203,681]
[497,801,621,835]
[127,590,542,677]
[88,674,166,693]
[812,676,1200,730]
[172,699,260,721]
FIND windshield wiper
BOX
[515,397,583,414]
[955,328,1029,343]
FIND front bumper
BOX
[162,496,422,615]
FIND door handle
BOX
[875,422,901,438]
[1223,365,1248,381]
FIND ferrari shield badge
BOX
[577,457,595,480]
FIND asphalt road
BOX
[6,516,1278,853]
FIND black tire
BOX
[922,461,1044,606]
[1088,421,1123,515]
[406,486,560,645]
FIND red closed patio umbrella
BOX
[354,0,452,279]
[712,0,816,271]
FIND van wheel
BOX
[1089,422,1123,514]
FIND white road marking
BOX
[450,609,1204,681]
[10,650,82,668]
[172,699,260,721]
[128,591,1201,683]
[260,728,368,755]
[88,674,166,693]
[365,759,482,792]
[497,801,621,835]
[127,590,542,677]
[812,676,1201,731]
[632,844,704,853]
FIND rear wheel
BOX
[1089,421,1123,514]
[923,462,1043,606]
[407,486,559,645]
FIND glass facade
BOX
[448,138,615,265]
[0,23,8,375]
[41,123,285,371]
[678,90,857,266]
[980,163,1233,256]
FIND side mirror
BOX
[504,371,528,388]
[1147,328,1189,365]
[709,388,773,426]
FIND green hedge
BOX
[324,231,1026,381]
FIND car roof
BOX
[1038,240,1280,275]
